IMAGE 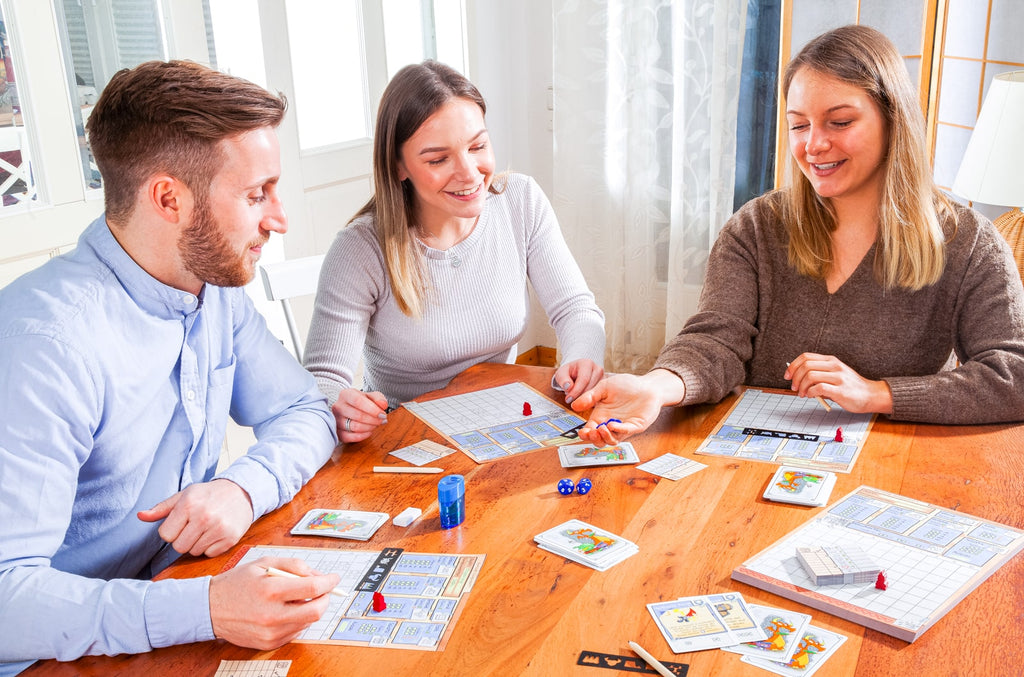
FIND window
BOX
[54,0,168,194]
[0,5,34,209]
[930,0,1024,220]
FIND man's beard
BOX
[178,194,266,288]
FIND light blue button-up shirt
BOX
[0,217,337,674]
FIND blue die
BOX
[557,478,575,495]
[576,478,593,495]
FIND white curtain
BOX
[552,0,746,373]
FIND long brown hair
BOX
[353,60,501,317]
[87,60,286,225]
[781,25,948,290]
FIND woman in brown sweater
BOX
[574,25,1024,443]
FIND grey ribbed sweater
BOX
[654,193,1024,424]
[304,174,606,408]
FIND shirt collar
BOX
[84,215,203,319]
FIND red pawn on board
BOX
[523,402,532,416]
[372,591,387,612]
[875,571,887,590]
[835,427,843,443]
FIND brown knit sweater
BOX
[654,193,1024,424]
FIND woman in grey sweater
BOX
[573,25,1024,444]
[304,61,605,443]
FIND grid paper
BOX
[733,486,1024,642]
[403,382,584,462]
[697,389,874,473]
[231,545,485,650]
[214,660,290,677]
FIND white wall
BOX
[467,0,557,352]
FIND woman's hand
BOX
[570,369,685,445]
[332,388,389,443]
[553,358,605,405]
[786,353,893,414]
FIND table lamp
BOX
[952,70,1024,280]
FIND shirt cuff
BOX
[218,460,281,519]
[143,577,214,648]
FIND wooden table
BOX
[25,363,1024,676]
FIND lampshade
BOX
[952,70,1024,206]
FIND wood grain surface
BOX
[22,363,1024,677]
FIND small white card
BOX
[636,453,707,481]
[389,439,458,466]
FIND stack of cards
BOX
[534,519,638,571]
[290,508,389,541]
[763,466,836,507]
[557,442,639,468]
[646,593,766,652]
[796,544,880,586]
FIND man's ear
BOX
[146,174,191,223]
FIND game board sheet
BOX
[697,389,874,473]
[226,545,485,650]
[403,382,584,462]
[732,486,1024,642]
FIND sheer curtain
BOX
[552,0,746,373]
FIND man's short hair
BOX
[86,60,287,224]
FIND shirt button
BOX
[186,390,196,401]
[183,294,196,305]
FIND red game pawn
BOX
[875,571,887,590]
[523,402,532,416]
[835,427,843,443]
[372,591,387,612]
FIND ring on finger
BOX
[344,417,352,432]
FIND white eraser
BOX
[393,507,422,527]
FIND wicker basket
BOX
[994,208,1024,283]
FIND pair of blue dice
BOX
[557,478,592,495]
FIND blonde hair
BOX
[781,25,950,290]
[352,61,501,317]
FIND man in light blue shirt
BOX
[0,61,340,675]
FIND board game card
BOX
[647,596,736,652]
[290,509,389,541]
[740,625,847,676]
[636,453,707,481]
[706,593,768,644]
[721,604,812,663]
[389,439,458,466]
[558,442,640,468]
[763,466,837,507]
[534,519,638,571]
